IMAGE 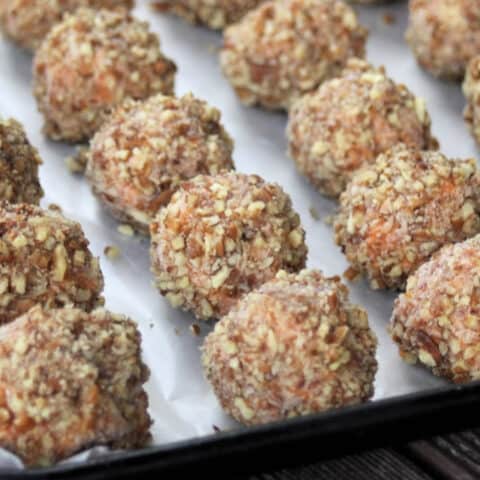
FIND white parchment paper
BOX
[0,0,474,469]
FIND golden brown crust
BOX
[33,7,176,143]
[406,0,480,80]
[86,93,235,234]
[334,144,480,290]
[287,59,438,198]
[391,235,480,383]
[0,202,104,325]
[0,0,134,50]
[202,269,377,425]
[153,0,265,29]
[220,0,367,110]
[0,305,151,466]
[0,118,43,205]
[150,172,308,320]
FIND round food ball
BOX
[0,0,133,51]
[202,269,378,425]
[287,58,438,198]
[0,118,43,205]
[0,305,150,466]
[220,0,367,110]
[154,0,265,29]
[334,144,480,290]
[150,172,308,320]
[406,0,480,80]
[0,202,104,325]
[391,234,480,383]
[86,93,235,235]
[33,7,176,143]
[463,56,480,145]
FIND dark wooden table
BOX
[250,430,480,480]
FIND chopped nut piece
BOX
[309,206,320,221]
[47,203,62,212]
[202,269,377,425]
[190,323,201,336]
[382,12,396,25]
[118,224,134,237]
[343,266,361,282]
[65,155,85,174]
[104,245,121,260]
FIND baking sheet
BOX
[0,0,474,469]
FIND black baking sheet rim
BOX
[1,380,480,479]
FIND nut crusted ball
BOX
[334,144,480,290]
[150,172,308,320]
[86,93,235,235]
[0,305,151,466]
[202,269,378,425]
[154,0,265,29]
[220,0,367,110]
[287,59,438,198]
[0,0,134,51]
[0,202,104,325]
[463,56,480,145]
[33,7,176,143]
[0,118,43,205]
[406,0,480,80]
[391,235,480,383]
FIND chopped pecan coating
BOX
[220,0,367,110]
[391,235,480,383]
[202,269,377,425]
[334,144,480,290]
[0,306,151,466]
[150,172,307,320]
[33,7,176,142]
[0,202,104,324]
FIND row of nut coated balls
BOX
[0,0,480,468]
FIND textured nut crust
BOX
[220,0,367,110]
[0,0,133,50]
[406,0,480,80]
[0,118,43,205]
[0,306,151,466]
[153,0,265,29]
[33,7,176,143]
[202,269,378,425]
[150,172,308,320]
[86,93,235,234]
[463,56,480,145]
[391,235,480,383]
[334,144,480,290]
[287,59,438,198]
[0,202,104,325]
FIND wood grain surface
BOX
[250,430,480,480]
